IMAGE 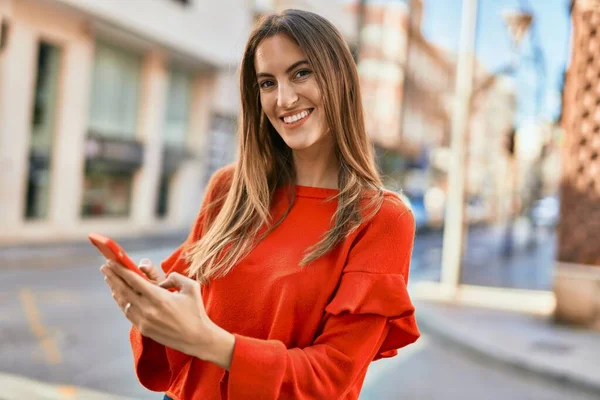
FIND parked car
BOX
[466,197,489,225]
[398,192,429,232]
[531,195,560,227]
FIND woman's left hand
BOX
[100,261,234,368]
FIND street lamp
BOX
[499,8,533,257]
[440,0,479,292]
[501,10,533,49]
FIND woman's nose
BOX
[277,83,298,109]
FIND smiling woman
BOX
[255,41,327,152]
[100,8,420,400]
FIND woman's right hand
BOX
[138,258,165,284]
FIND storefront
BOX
[0,0,248,244]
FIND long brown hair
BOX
[186,9,384,283]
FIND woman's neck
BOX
[292,146,339,190]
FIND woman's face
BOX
[254,34,331,153]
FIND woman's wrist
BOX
[193,321,235,370]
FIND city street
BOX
[0,226,591,400]
[411,220,556,290]
[1,0,597,398]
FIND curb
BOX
[0,372,138,400]
[415,303,600,397]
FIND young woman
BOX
[101,9,419,400]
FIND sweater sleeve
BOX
[129,165,234,391]
[226,203,420,399]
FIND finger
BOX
[104,274,147,326]
[103,267,139,304]
[138,259,162,282]
[99,261,110,272]
[158,272,194,293]
[139,258,152,268]
[139,265,156,281]
[116,264,163,299]
[105,260,146,287]
[104,275,133,316]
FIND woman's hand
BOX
[100,260,234,370]
[137,258,165,283]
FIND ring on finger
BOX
[124,302,132,314]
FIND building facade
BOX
[0,0,356,245]
[554,0,600,330]
[354,0,455,192]
[0,0,252,244]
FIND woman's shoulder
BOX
[205,163,236,197]
[208,163,236,186]
[351,188,416,246]
[363,189,414,228]
[342,188,415,275]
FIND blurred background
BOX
[1,0,599,399]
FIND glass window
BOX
[25,41,61,220]
[83,42,141,218]
[88,42,141,138]
[155,68,192,218]
[81,169,133,217]
[155,172,172,218]
[164,68,191,146]
[204,114,237,185]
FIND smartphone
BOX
[88,232,149,280]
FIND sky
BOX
[420,0,572,124]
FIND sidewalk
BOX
[414,299,600,396]
[0,231,187,270]
[0,372,135,400]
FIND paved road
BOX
[0,227,582,400]
[411,221,556,290]
[361,333,599,400]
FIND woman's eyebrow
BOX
[256,60,310,79]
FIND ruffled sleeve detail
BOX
[324,270,419,360]
[325,271,414,318]
[324,198,421,360]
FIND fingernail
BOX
[139,258,151,267]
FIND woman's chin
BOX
[276,124,331,152]
[279,134,311,150]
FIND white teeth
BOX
[283,110,310,124]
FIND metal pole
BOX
[356,0,367,57]
[440,0,479,292]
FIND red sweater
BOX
[130,165,420,400]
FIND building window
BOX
[25,41,61,220]
[82,42,142,218]
[205,114,237,185]
[82,170,133,217]
[155,173,171,218]
[164,69,191,147]
[88,42,141,138]
[156,68,192,218]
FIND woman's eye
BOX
[259,80,275,89]
[295,69,311,79]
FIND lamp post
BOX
[439,0,479,292]
[502,10,533,49]
[499,8,533,257]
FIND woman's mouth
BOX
[281,109,313,128]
